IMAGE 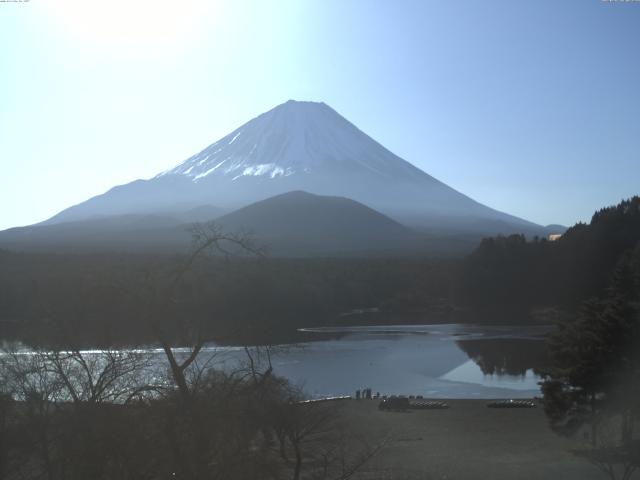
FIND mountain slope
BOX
[215,191,424,255]
[0,214,189,253]
[44,100,542,235]
[0,192,430,256]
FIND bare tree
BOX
[0,392,10,480]
[0,346,157,480]
[141,222,386,480]
[571,416,639,480]
[0,349,64,480]
[0,222,386,480]
[144,221,264,399]
[273,398,386,480]
[42,349,152,405]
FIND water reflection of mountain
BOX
[455,339,549,377]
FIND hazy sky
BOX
[1,0,639,230]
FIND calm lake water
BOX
[266,324,551,399]
[4,324,552,399]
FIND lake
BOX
[265,324,551,399]
[3,324,552,400]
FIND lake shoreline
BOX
[3,324,550,400]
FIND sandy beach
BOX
[341,399,604,480]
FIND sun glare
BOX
[42,0,218,51]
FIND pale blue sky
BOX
[1,0,639,230]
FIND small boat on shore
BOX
[410,401,449,410]
[487,399,536,408]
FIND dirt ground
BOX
[339,399,608,480]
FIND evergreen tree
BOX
[539,247,640,478]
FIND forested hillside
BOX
[2,197,638,347]
[0,251,452,346]
[461,196,640,316]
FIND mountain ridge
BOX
[0,191,437,256]
[215,190,425,256]
[42,100,545,236]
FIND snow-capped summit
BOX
[42,100,541,235]
[157,100,423,183]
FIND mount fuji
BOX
[44,100,541,235]
[0,100,560,255]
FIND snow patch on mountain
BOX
[38,99,543,234]
[156,100,425,184]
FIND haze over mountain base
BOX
[0,100,563,255]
